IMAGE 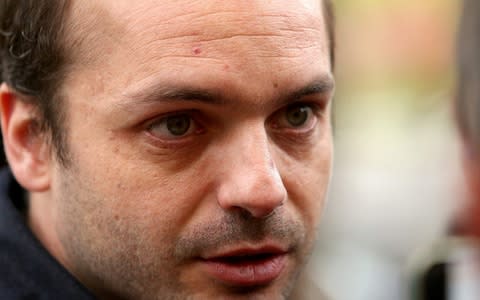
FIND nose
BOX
[216,127,287,218]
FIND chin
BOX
[197,285,292,300]
[186,266,299,300]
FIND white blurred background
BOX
[310,1,462,299]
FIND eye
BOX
[148,113,199,139]
[272,103,318,130]
[285,105,311,127]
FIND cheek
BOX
[55,155,208,286]
[67,140,214,240]
[83,171,185,231]
[278,138,332,230]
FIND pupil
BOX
[287,106,308,127]
[166,115,191,136]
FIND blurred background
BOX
[310,0,462,299]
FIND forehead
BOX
[67,0,330,100]
[107,0,325,34]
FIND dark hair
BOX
[0,0,335,164]
[456,0,480,150]
[0,0,70,164]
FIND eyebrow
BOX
[288,76,335,102]
[119,75,335,109]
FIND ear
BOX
[459,144,480,237]
[463,144,480,196]
[0,83,51,192]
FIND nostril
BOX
[254,209,277,220]
[241,199,284,219]
[216,168,287,218]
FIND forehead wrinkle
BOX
[125,22,325,70]
[138,13,322,43]
[64,0,328,66]
[120,1,324,31]
[128,39,323,69]
[116,5,325,47]
[81,1,328,74]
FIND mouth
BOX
[200,246,288,287]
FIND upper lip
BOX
[201,243,289,260]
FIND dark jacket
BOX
[0,168,94,299]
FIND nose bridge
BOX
[242,125,273,172]
[216,124,287,218]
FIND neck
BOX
[27,192,71,269]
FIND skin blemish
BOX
[223,64,230,71]
[193,47,202,55]
[273,82,279,88]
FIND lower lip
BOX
[202,254,287,287]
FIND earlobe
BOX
[0,84,51,192]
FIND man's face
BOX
[51,0,333,298]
